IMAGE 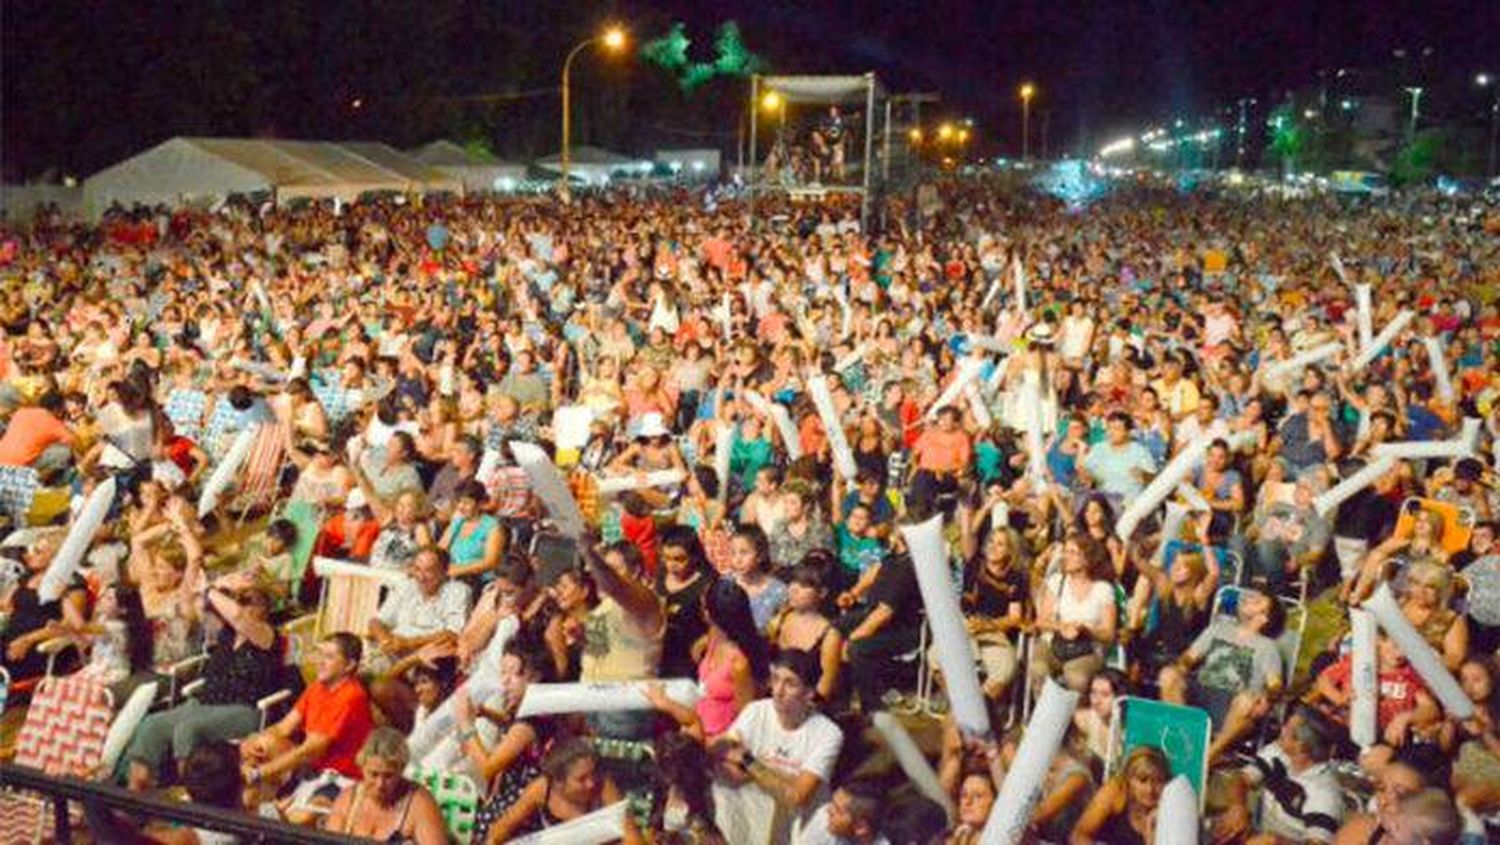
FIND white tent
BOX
[410,140,526,193]
[654,148,721,180]
[83,137,461,218]
[333,142,464,195]
[532,145,651,187]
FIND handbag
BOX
[1052,634,1095,663]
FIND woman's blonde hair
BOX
[358,726,410,770]
[1117,745,1170,791]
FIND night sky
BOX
[3,0,1497,180]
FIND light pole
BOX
[560,26,627,192]
[1479,73,1497,178]
[1235,97,1256,167]
[1019,83,1035,161]
[1404,86,1424,146]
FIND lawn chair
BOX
[1394,497,1475,556]
[229,421,290,525]
[283,556,406,669]
[1103,696,1213,811]
[407,768,481,845]
[0,674,115,843]
[1210,586,1307,690]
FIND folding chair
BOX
[0,674,115,843]
[407,769,480,845]
[1394,497,1475,556]
[1210,586,1306,689]
[1103,696,1213,811]
[283,556,406,670]
[230,421,290,525]
[278,498,324,594]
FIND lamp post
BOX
[560,26,627,192]
[1019,83,1035,161]
[1479,73,1497,178]
[1403,86,1424,147]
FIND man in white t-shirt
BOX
[1217,707,1344,843]
[796,781,889,845]
[712,651,845,845]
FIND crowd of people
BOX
[0,175,1497,845]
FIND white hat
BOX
[1025,322,1057,345]
[636,412,670,440]
[345,488,369,511]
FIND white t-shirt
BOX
[716,700,844,845]
[1047,573,1116,629]
[1251,744,1344,842]
[794,803,891,845]
[1060,315,1095,360]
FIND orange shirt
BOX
[295,676,375,778]
[0,407,73,467]
[913,427,972,474]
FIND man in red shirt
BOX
[0,392,74,470]
[239,632,374,801]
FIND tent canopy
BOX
[411,140,528,192]
[759,74,881,105]
[83,137,464,218]
[533,145,642,167]
[411,140,516,168]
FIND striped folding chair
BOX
[230,422,289,524]
[0,675,115,843]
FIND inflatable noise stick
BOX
[873,712,956,820]
[1153,775,1200,845]
[1313,457,1397,518]
[979,680,1080,845]
[902,516,992,739]
[1365,583,1474,719]
[1346,309,1415,372]
[1349,608,1379,748]
[510,801,628,845]
[808,373,858,480]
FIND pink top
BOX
[694,632,742,737]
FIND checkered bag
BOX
[0,465,40,525]
[568,470,600,525]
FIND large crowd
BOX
[0,176,1498,845]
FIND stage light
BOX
[761,90,784,112]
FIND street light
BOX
[1404,86,1424,146]
[761,90,784,112]
[1478,73,1497,178]
[909,127,923,144]
[1019,83,1035,160]
[938,122,955,141]
[560,25,628,191]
